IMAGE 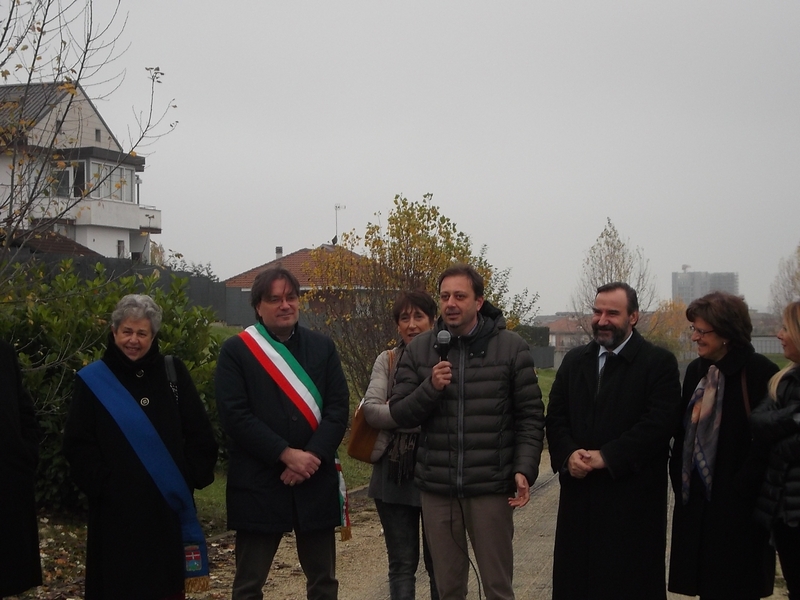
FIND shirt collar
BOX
[597,329,634,358]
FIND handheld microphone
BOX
[437,329,452,362]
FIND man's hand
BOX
[280,466,306,486]
[509,472,530,508]
[567,449,594,479]
[586,450,606,470]
[431,360,452,391]
[567,449,607,478]
[279,447,321,482]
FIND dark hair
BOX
[437,263,484,298]
[392,290,437,324]
[596,282,639,314]
[686,291,752,348]
[250,267,301,316]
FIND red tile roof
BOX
[546,316,586,334]
[3,229,102,257]
[225,246,344,289]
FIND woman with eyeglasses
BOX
[668,291,779,600]
[751,301,800,599]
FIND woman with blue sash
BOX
[64,294,218,600]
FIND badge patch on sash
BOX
[185,545,203,572]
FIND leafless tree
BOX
[0,0,175,284]
[770,242,800,315]
[570,217,658,333]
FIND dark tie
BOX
[597,352,615,394]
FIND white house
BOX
[0,82,160,261]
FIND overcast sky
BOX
[91,1,800,315]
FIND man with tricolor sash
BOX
[216,267,349,600]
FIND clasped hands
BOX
[279,447,321,487]
[567,449,606,479]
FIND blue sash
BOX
[77,360,210,586]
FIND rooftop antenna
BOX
[334,204,346,244]
[681,264,691,273]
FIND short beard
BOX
[592,323,628,349]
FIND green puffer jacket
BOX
[389,303,545,498]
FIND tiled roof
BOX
[0,82,67,128]
[225,246,333,289]
[3,230,102,256]
[546,316,586,334]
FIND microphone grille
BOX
[437,330,452,346]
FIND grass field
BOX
[210,324,242,342]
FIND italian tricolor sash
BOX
[239,323,351,540]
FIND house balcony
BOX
[68,199,162,233]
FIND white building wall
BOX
[29,89,121,152]
[75,226,131,258]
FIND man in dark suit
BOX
[546,282,682,600]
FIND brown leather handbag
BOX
[347,351,395,463]
[347,398,383,463]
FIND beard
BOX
[592,322,629,349]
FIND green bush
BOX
[0,259,220,510]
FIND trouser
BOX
[421,492,515,600]
[774,520,800,600]
[374,498,440,600]
[232,527,338,600]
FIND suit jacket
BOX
[215,325,349,533]
[546,329,682,600]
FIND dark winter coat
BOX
[63,337,218,600]
[752,367,800,530]
[215,326,349,533]
[389,304,545,497]
[668,346,778,598]
[546,329,682,600]
[0,340,42,597]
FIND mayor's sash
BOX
[240,323,351,539]
[77,360,210,592]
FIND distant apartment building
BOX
[672,271,740,305]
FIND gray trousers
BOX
[421,492,515,600]
[232,528,338,600]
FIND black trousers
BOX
[232,527,338,600]
[775,520,800,600]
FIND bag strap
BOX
[387,349,396,400]
[741,369,750,417]
[165,355,179,405]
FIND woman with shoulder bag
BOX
[361,291,439,600]
[63,294,218,600]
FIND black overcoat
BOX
[63,338,218,600]
[546,329,682,600]
[668,346,778,598]
[0,340,42,597]
[215,326,349,533]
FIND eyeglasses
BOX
[689,325,715,336]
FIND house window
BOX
[52,169,71,198]
[117,240,126,258]
[90,163,134,202]
[90,162,110,199]
[95,129,101,143]
[50,161,86,198]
